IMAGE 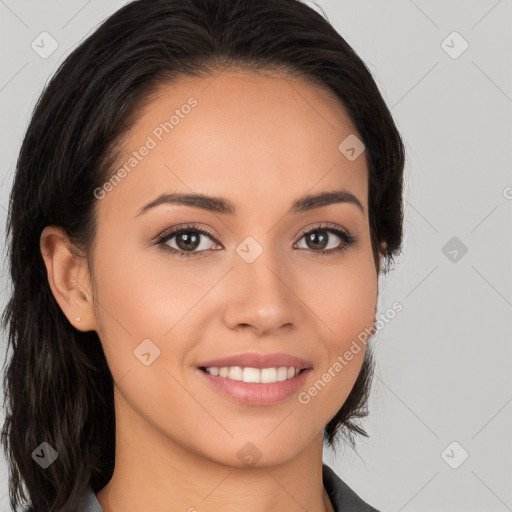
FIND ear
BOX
[40,226,97,332]
[378,241,388,272]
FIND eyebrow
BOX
[135,189,365,217]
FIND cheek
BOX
[89,238,209,378]
[296,252,377,346]
[293,253,377,417]
[95,233,209,324]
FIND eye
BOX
[155,224,221,257]
[154,221,356,258]
[294,222,356,255]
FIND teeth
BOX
[204,366,301,383]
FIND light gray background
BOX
[1,1,511,511]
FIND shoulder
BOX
[322,463,382,512]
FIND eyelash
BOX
[154,222,356,258]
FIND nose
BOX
[222,247,302,336]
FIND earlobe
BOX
[39,226,96,332]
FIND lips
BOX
[196,352,313,370]
[197,366,313,405]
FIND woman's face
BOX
[88,69,379,467]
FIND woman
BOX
[1,0,405,511]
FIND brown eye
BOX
[295,224,356,255]
[156,224,221,257]
[172,230,202,252]
[302,230,330,251]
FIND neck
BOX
[97,393,332,512]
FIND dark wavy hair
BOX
[1,0,405,510]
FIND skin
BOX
[40,68,384,512]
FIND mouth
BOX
[196,366,313,405]
[198,365,309,384]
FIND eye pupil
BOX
[176,231,200,251]
[306,230,328,251]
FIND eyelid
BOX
[294,221,352,241]
[153,223,220,245]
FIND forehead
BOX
[97,68,368,220]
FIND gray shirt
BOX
[72,463,380,512]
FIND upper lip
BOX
[197,352,313,370]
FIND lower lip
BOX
[196,367,313,405]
